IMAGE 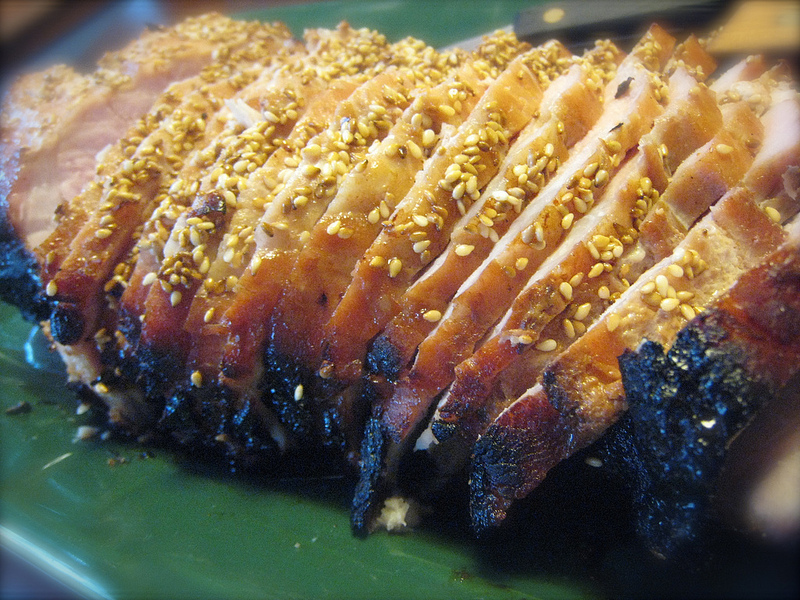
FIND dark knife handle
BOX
[514,0,731,50]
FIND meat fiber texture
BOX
[1,12,799,548]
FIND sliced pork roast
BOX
[1,14,798,551]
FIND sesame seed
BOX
[412,214,429,227]
[559,281,573,301]
[667,264,684,278]
[95,382,109,394]
[655,274,669,298]
[715,143,734,155]
[170,291,182,307]
[369,256,386,268]
[588,263,604,278]
[422,309,442,322]
[515,257,529,271]
[95,228,113,239]
[583,162,599,178]
[606,313,621,332]
[764,206,781,223]
[640,281,656,295]
[46,281,58,297]
[413,240,431,253]
[561,213,574,229]
[326,220,342,236]
[338,227,354,239]
[455,244,475,257]
[422,129,436,147]
[515,334,534,346]
[191,370,202,388]
[294,384,304,401]
[389,258,403,278]
[142,272,157,286]
[407,140,423,160]
[574,302,592,321]
[660,297,680,312]
[563,319,576,339]
[536,338,557,352]
[204,308,215,323]
[680,304,696,320]
[597,286,610,300]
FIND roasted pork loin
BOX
[1,13,798,552]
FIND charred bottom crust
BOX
[351,416,386,536]
[469,396,570,534]
[0,218,49,322]
[608,311,773,558]
[160,381,280,460]
[430,419,458,443]
[134,341,187,400]
[365,334,406,381]
[49,301,86,345]
[262,346,323,442]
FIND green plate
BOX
[2,3,796,599]
[0,295,590,600]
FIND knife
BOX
[513,0,730,50]
[441,0,729,52]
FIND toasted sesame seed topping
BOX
[563,319,576,339]
[388,258,403,278]
[422,309,442,322]
[574,303,592,321]
[715,143,733,155]
[606,313,621,332]
[455,244,475,257]
[667,264,684,278]
[326,220,342,236]
[660,297,680,312]
[191,370,202,388]
[294,384,304,401]
[559,281,573,301]
[46,281,58,297]
[764,206,781,223]
[655,274,669,298]
[680,303,696,320]
[536,338,557,352]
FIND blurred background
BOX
[0,1,316,83]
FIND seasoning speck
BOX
[5,400,32,415]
